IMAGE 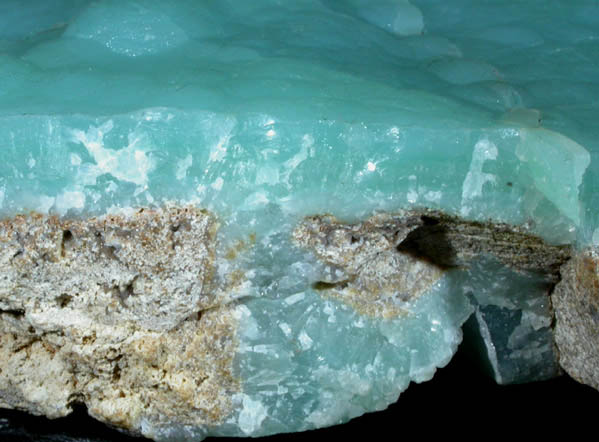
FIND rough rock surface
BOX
[0,207,240,436]
[294,209,571,305]
[0,205,584,440]
[293,212,445,318]
[552,248,599,390]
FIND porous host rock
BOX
[1,0,599,440]
[552,249,599,390]
[0,207,240,433]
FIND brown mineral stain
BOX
[294,209,572,319]
[0,206,241,435]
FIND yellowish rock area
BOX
[0,207,240,437]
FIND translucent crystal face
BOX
[1,0,596,242]
[0,1,596,440]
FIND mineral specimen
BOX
[0,0,597,441]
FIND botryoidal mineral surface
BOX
[0,0,598,440]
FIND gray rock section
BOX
[293,212,444,318]
[0,207,241,438]
[553,248,599,390]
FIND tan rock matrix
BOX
[0,206,240,437]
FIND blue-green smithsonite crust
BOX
[0,0,598,440]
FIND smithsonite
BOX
[0,1,598,440]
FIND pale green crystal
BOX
[0,1,595,242]
[0,0,598,441]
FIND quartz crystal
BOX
[0,1,598,441]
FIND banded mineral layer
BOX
[0,0,598,440]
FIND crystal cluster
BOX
[0,1,597,440]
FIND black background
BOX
[0,346,595,442]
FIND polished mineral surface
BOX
[0,0,598,440]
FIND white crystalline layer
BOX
[176,154,193,181]
[461,138,498,216]
[54,189,86,214]
[298,331,313,350]
[237,395,268,435]
[472,309,504,384]
[71,120,155,188]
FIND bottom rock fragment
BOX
[0,207,240,439]
[0,206,585,441]
[552,248,599,390]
